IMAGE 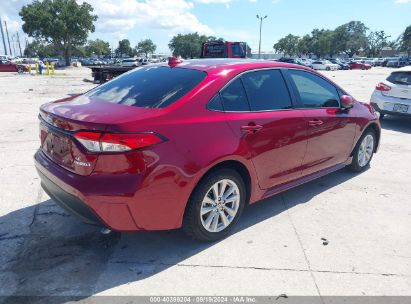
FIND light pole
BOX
[256,14,267,59]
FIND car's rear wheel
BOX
[349,129,376,172]
[183,169,246,242]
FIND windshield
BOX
[85,66,207,108]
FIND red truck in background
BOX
[200,41,248,59]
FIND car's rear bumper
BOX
[35,149,142,231]
[38,168,104,226]
[371,91,411,116]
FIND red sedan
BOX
[35,59,381,241]
[0,60,27,72]
[349,61,372,70]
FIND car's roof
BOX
[394,66,411,72]
[161,58,311,74]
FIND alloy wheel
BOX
[200,179,240,233]
[357,134,374,167]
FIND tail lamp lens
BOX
[376,82,391,91]
[74,131,101,152]
[74,131,164,153]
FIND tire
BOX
[348,129,376,172]
[326,66,331,71]
[183,169,246,242]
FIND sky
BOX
[1,0,411,56]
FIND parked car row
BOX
[276,56,410,71]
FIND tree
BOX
[297,35,313,57]
[135,39,156,58]
[273,34,300,57]
[24,39,58,57]
[168,33,215,58]
[365,31,390,57]
[334,21,368,57]
[399,25,411,57]
[310,29,336,58]
[115,39,133,57]
[19,0,97,66]
[85,39,111,57]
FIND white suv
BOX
[370,66,411,119]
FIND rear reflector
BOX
[74,131,165,153]
[376,82,391,91]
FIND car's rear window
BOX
[85,66,206,108]
[387,71,411,85]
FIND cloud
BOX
[195,0,232,3]
[85,0,213,36]
[394,0,411,3]
[0,0,213,39]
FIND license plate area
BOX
[393,103,409,113]
[40,123,73,167]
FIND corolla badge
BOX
[74,156,91,167]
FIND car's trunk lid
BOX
[39,95,162,176]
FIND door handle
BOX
[241,124,263,134]
[308,119,324,127]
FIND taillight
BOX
[376,82,391,91]
[74,131,101,152]
[74,131,165,153]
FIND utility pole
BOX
[11,34,16,56]
[4,20,12,56]
[16,31,22,57]
[0,18,7,55]
[256,14,267,59]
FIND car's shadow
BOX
[380,115,411,134]
[0,168,361,304]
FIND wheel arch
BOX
[181,159,254,225]
[352,122,381,155]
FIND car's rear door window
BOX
[85,66,206,108]
[220,78,250,111]
[241,69,292,111]
[288,70,340,108]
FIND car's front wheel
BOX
[349,129,376,172]
[183,169,246,242]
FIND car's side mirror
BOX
[340,95,354,110]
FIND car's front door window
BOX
[288,70,340,108]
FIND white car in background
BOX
[121,58,139,67]
[310,60,339,71]
[371,66,411,119]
